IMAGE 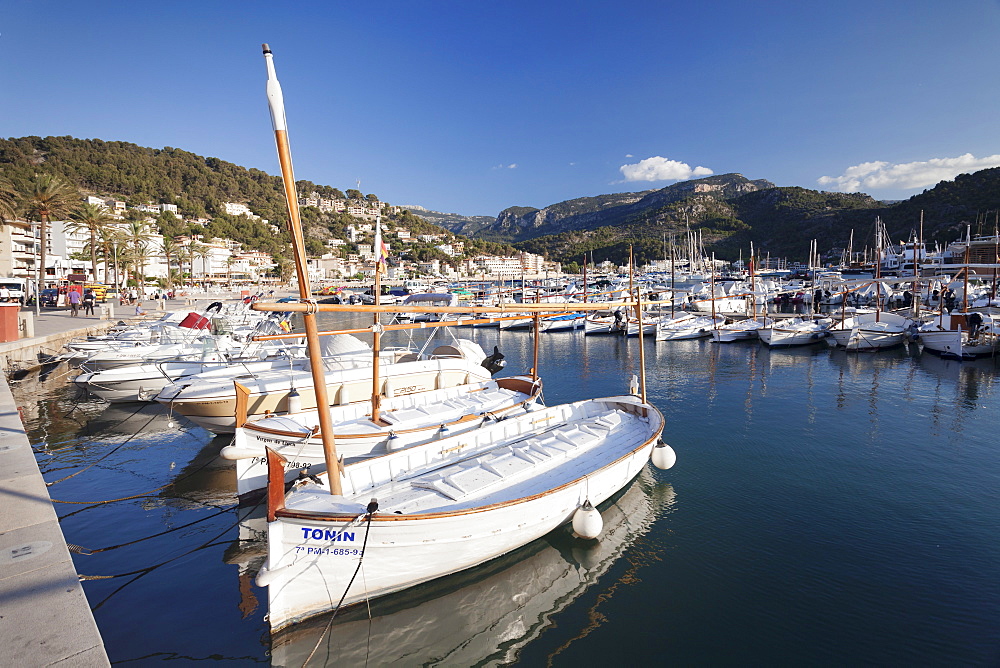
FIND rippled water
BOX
[13,318,1000,666]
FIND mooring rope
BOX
[302,500,379,667]
[45,411,159,487]
[78,494,266,586]
[51,445,223,506]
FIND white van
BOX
[0,278,27,304]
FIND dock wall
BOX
[0,322,111,666]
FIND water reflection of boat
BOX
[268,467,673,667]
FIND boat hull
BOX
[259,396,664,632]
[918,330,999,360]
[160,357,492,434]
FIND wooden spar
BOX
[582,255,588,303]
[531,311,540,381]
[252,312,577,342]
[710,252,716,323]
[670,236,676,318]
[914,211,923,319]
[251,301,646,315]
[262,44,342,496]
[632,247,647,403]
[963,239,971,312]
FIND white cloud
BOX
[818,153,1000,192]
[619,156,713,182]
[625,153,633,158]
[492,163,518,170]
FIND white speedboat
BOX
[223,375,542,498]
[156,337,499,434]
[255,394,671,632]
[74,346,307,403]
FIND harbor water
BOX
[12,314,1000,666]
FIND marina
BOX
[9,313,1000,665]
[4,24,1000,668]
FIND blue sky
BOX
[3,0,1000,216]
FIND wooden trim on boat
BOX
[234,381,250,427]
[266,447,288,522]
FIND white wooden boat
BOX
[223,375,542,498]
[541,312,586,331]
[255,395,670,632]
[156,338,496,434]
[267,466,666,666]
[711,317,773,342]
[583,312,628,335]
[826,312,909,351]
[655,314,724,341]
[758,317,832,348]
[917,313,999,360]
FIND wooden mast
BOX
[631,246,647,402]
[262,44,342,496]
[370,214,384,424]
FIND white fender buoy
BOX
[219,445,258,460]
[287,387,302,414]
[572,500,603,539]
[651,440,677,470]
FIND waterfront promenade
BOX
[0,306,116,666]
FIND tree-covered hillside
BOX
[0,136,478,260]
[509,170,1000,266]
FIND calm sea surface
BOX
[13,312,1000,666]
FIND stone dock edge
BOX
[0,316,117,667]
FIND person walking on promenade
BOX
[82,289,96,316]
[68,289,81,317]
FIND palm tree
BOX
[0,177,18,223]
[67,202,114,282]
[122,220,155,289]
[160,236,182,290]
[174,246,191,287]
[97,226,125,289]
[22,174,78,299]
[188,243,212,287]
[225,254,237,288]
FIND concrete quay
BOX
[0,306,113,666]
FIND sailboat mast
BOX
[370,215,384,424]
[262,44,342,496]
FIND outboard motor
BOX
[481,345,507,375]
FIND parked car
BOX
[40,288,59,307]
